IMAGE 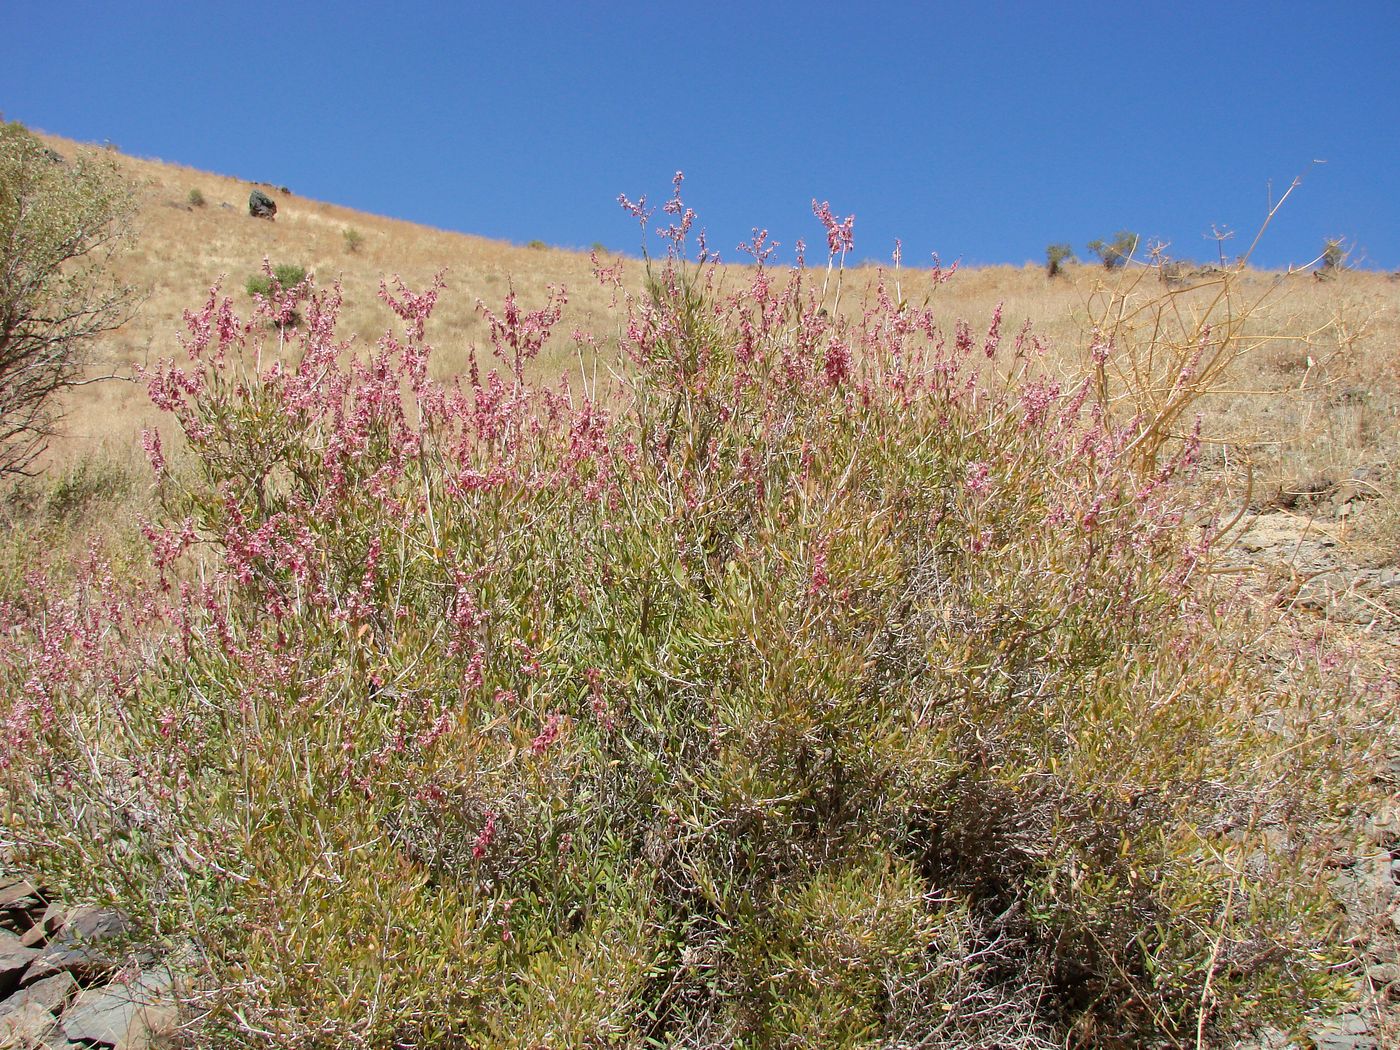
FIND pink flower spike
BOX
[530,712,563,755]
[472,810,497,860]
[812,199,855,257]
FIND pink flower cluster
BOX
[812,200,855,257]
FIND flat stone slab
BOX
[61,967,177,1050]
[0,881,36,909]
[0,879,45,937]
[56,906,129,946]
[21,943,119,987]
[0,970,77,1019]
[0,942,39,997]
[22,907,130,986]
[0,999,62,1047]
[36,905,64,938]
[1312,1012,1378,1050]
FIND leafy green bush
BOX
[187,187,206,208]
[0,184,1378,1048]
[1087,229,1139,269]
[342,226,365,253]
[1045,242,1074,278]
[245,263,308,298]
[0,120,136,477]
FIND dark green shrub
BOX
[342,227,364,253]
[246,263,308,298]
[1045,243,1074,278]
[526,239,547,250]
[1087,230,1139,269]
[187,187,206,208]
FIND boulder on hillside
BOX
[248,189,277,220]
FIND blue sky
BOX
[4,2,1398,270]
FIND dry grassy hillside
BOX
[35,131,617,459]
[34,129,1400,532]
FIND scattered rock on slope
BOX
[248,189,277,219]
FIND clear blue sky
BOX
[5,2,1397,270]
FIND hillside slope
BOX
[34,131,624,457]
[27,131,1400,526]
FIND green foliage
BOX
[1087,229,1139,269]
[1045,242,1074,278]
[342,226,364,253]
[245,263,308,297]
[0,121,135,477]
[38,455,131,522]
[526,239,547,250]
[187,187,206,208]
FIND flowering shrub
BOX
[0,180,1374,1047]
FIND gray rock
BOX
[248,189,277,219]
[0,878,44,935]
[0,881,39,911]
[36,904,64,938]
[0,970,76,1018]
[56,906,127,945]
[22,907,130,986]
[62,968,178,1050]
[22,944,118,986]
[1312,1013,1377,1050]
[0,941,38,997]
[0,999,61,1047]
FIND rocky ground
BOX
[1230,478,1399,1050]
[0,876,182,1050]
